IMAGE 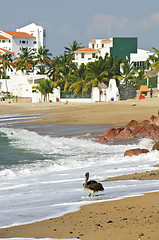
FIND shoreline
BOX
[0,98,159,239]
[0,189,159,240]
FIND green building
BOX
[110,37,137,60]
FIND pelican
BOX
[83,172,104,197]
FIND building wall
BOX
[11,37,35,58]
[17,23,45,52]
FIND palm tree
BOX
[36,46,52,65]
[64,40,83,62]
[69,63,86,96]
[59,64,73,91]
[35,79,53,102]
[82,57,109,93]
[15,47,36,74]
[47,56,61,81]
[150,47,159,72]
[120,57,135,85]
[0,53,13,95]
[36,65,48,75]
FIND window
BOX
[27,41,28,44]
[0,40,1,42]
[9,40,11,43]
[92,44,94,49]
[22,40,25,44]
[81,53,84,58]
[19,40,21,43]
[102,44,104,48]
[92,53,95,58]
[97,44,98,48]
[2,40,5,43]
[33,41,37,44]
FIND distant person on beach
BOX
[150,88,153,98]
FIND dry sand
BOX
[0,97,159,239]
[1,97,159,126]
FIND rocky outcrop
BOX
[124,148,149,157]
[152,141,159,151]
[98,136,109,144]
[117,128,136,140]
[152,116,159,126]
[126,120,145,134]
[95,115,159,144]
[102,127,124,138]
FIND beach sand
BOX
[0,191,159,240]
[0,97,159,239]
[1,97,159,126]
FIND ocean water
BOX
[0,114,159,239]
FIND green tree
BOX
[35,79,53,102]
[82,57,109,93]
[0,53,13,95]
[36,46,52,65]
[15,47,36,74]
[120,57,135,85]
[64,40,83,62]
[150,47,159,72]
[69,63,86,96]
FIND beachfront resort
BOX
[0,22,158,103]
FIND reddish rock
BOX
[117,128,136,140]
[126,120,139,129]
[150,115,156,121]
[153,116,159,126]
[141,120,152,128]
[98,136,109,144]
[102,127,123,138]
[126,120,145,135]
[124,148,149,157]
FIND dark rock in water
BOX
[124,148,149,157]
[152,141,159,151]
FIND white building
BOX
[16,23,46,53]
[73,38,112,66]
[0,23,45,59]
[73,37,152,68]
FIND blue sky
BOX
[1,0,159,56]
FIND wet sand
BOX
[0,98,159,239]
[0,190,159,240]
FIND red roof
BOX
[0,48,14,54]
[0,35,10,40]
[74,47,98,53]
[101,38,111,42]
[89,40,96,42]
[3,31,36,38]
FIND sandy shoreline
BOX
[0,98,159,239]
[0,190,159,240]
[1,97,159,126]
